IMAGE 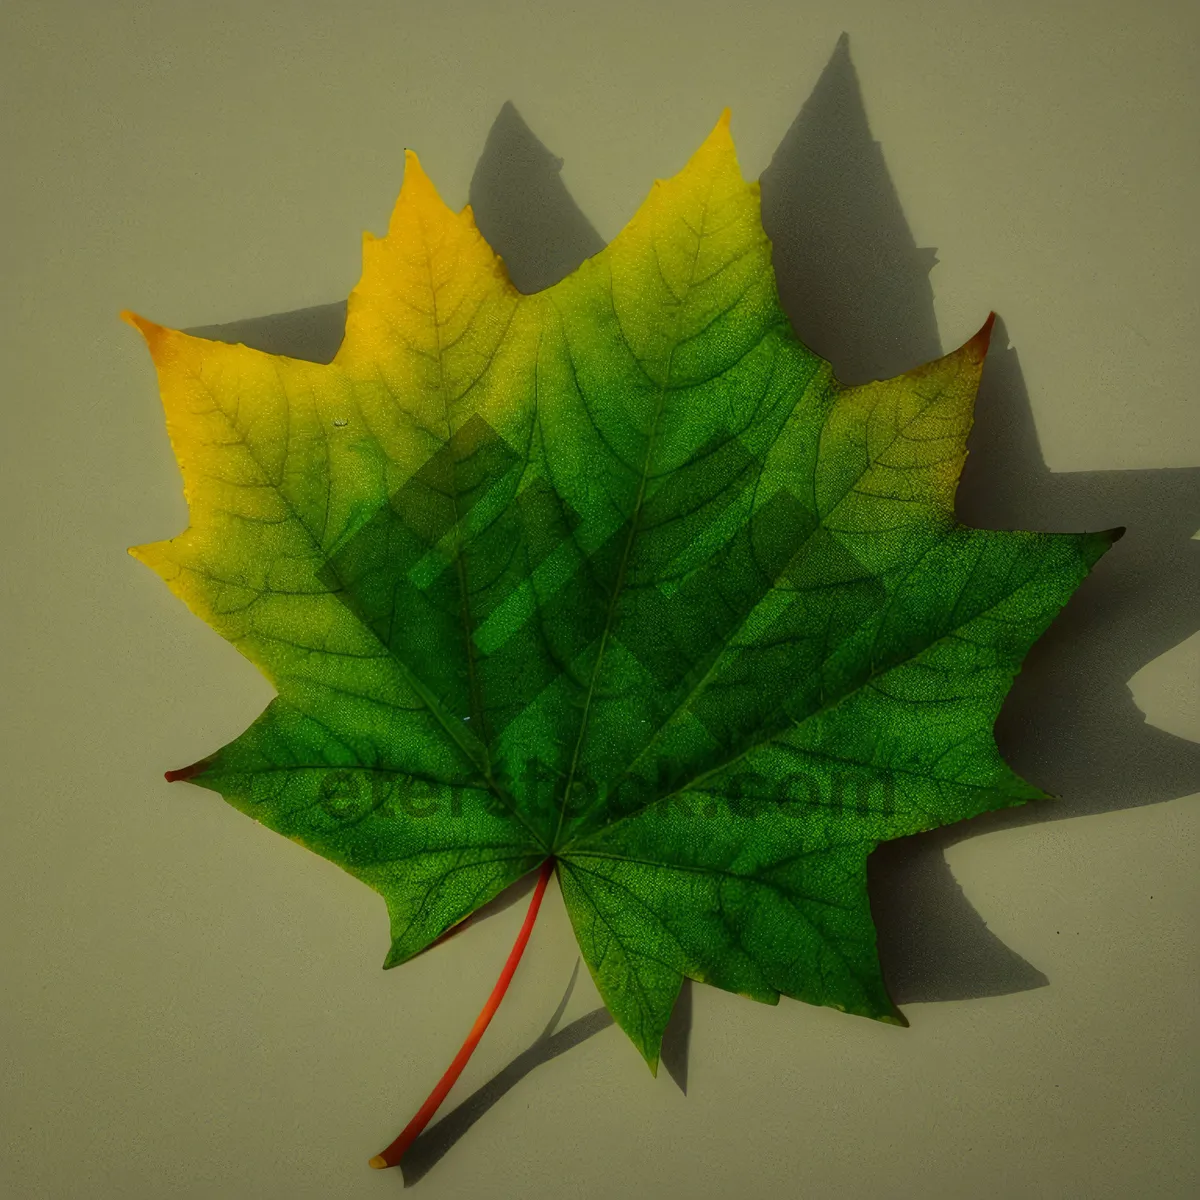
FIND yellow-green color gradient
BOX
[127,112,1119,1069]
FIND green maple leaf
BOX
[126,111,1119,1165]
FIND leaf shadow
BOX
[660,976,692,1095]
[396,959,615,1186]
[754,34,1199,1002]
[186,33,1199,1068]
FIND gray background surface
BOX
[2,2,1197,1196]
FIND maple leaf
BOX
[126,110,1120,1166]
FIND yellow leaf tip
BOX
[401,147,436,192]
[368,1155,389,1170]
[121,309,172,351]
[128,540,170,569]
[679,107,739,182]
[121,309,154,335]
[390,146,452,232]
[703,107,735,148]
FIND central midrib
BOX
[551,189,715,849]
[423,226,495,772]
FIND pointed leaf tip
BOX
[388,147,453,234]
[705,106,734,146]
[121,310,171,351]
[120,309,152,335]
[965,311,997,362]
[401,147,438,196]
[674,106,740,185]
[164,761,207,784]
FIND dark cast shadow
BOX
[660,977,692,1094]
[396,960,615,1185]
[467,100,607,294]
[756,34,1199,1003]
[185,36,1198,1125]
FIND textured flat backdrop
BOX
[2,2,1197,1197]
